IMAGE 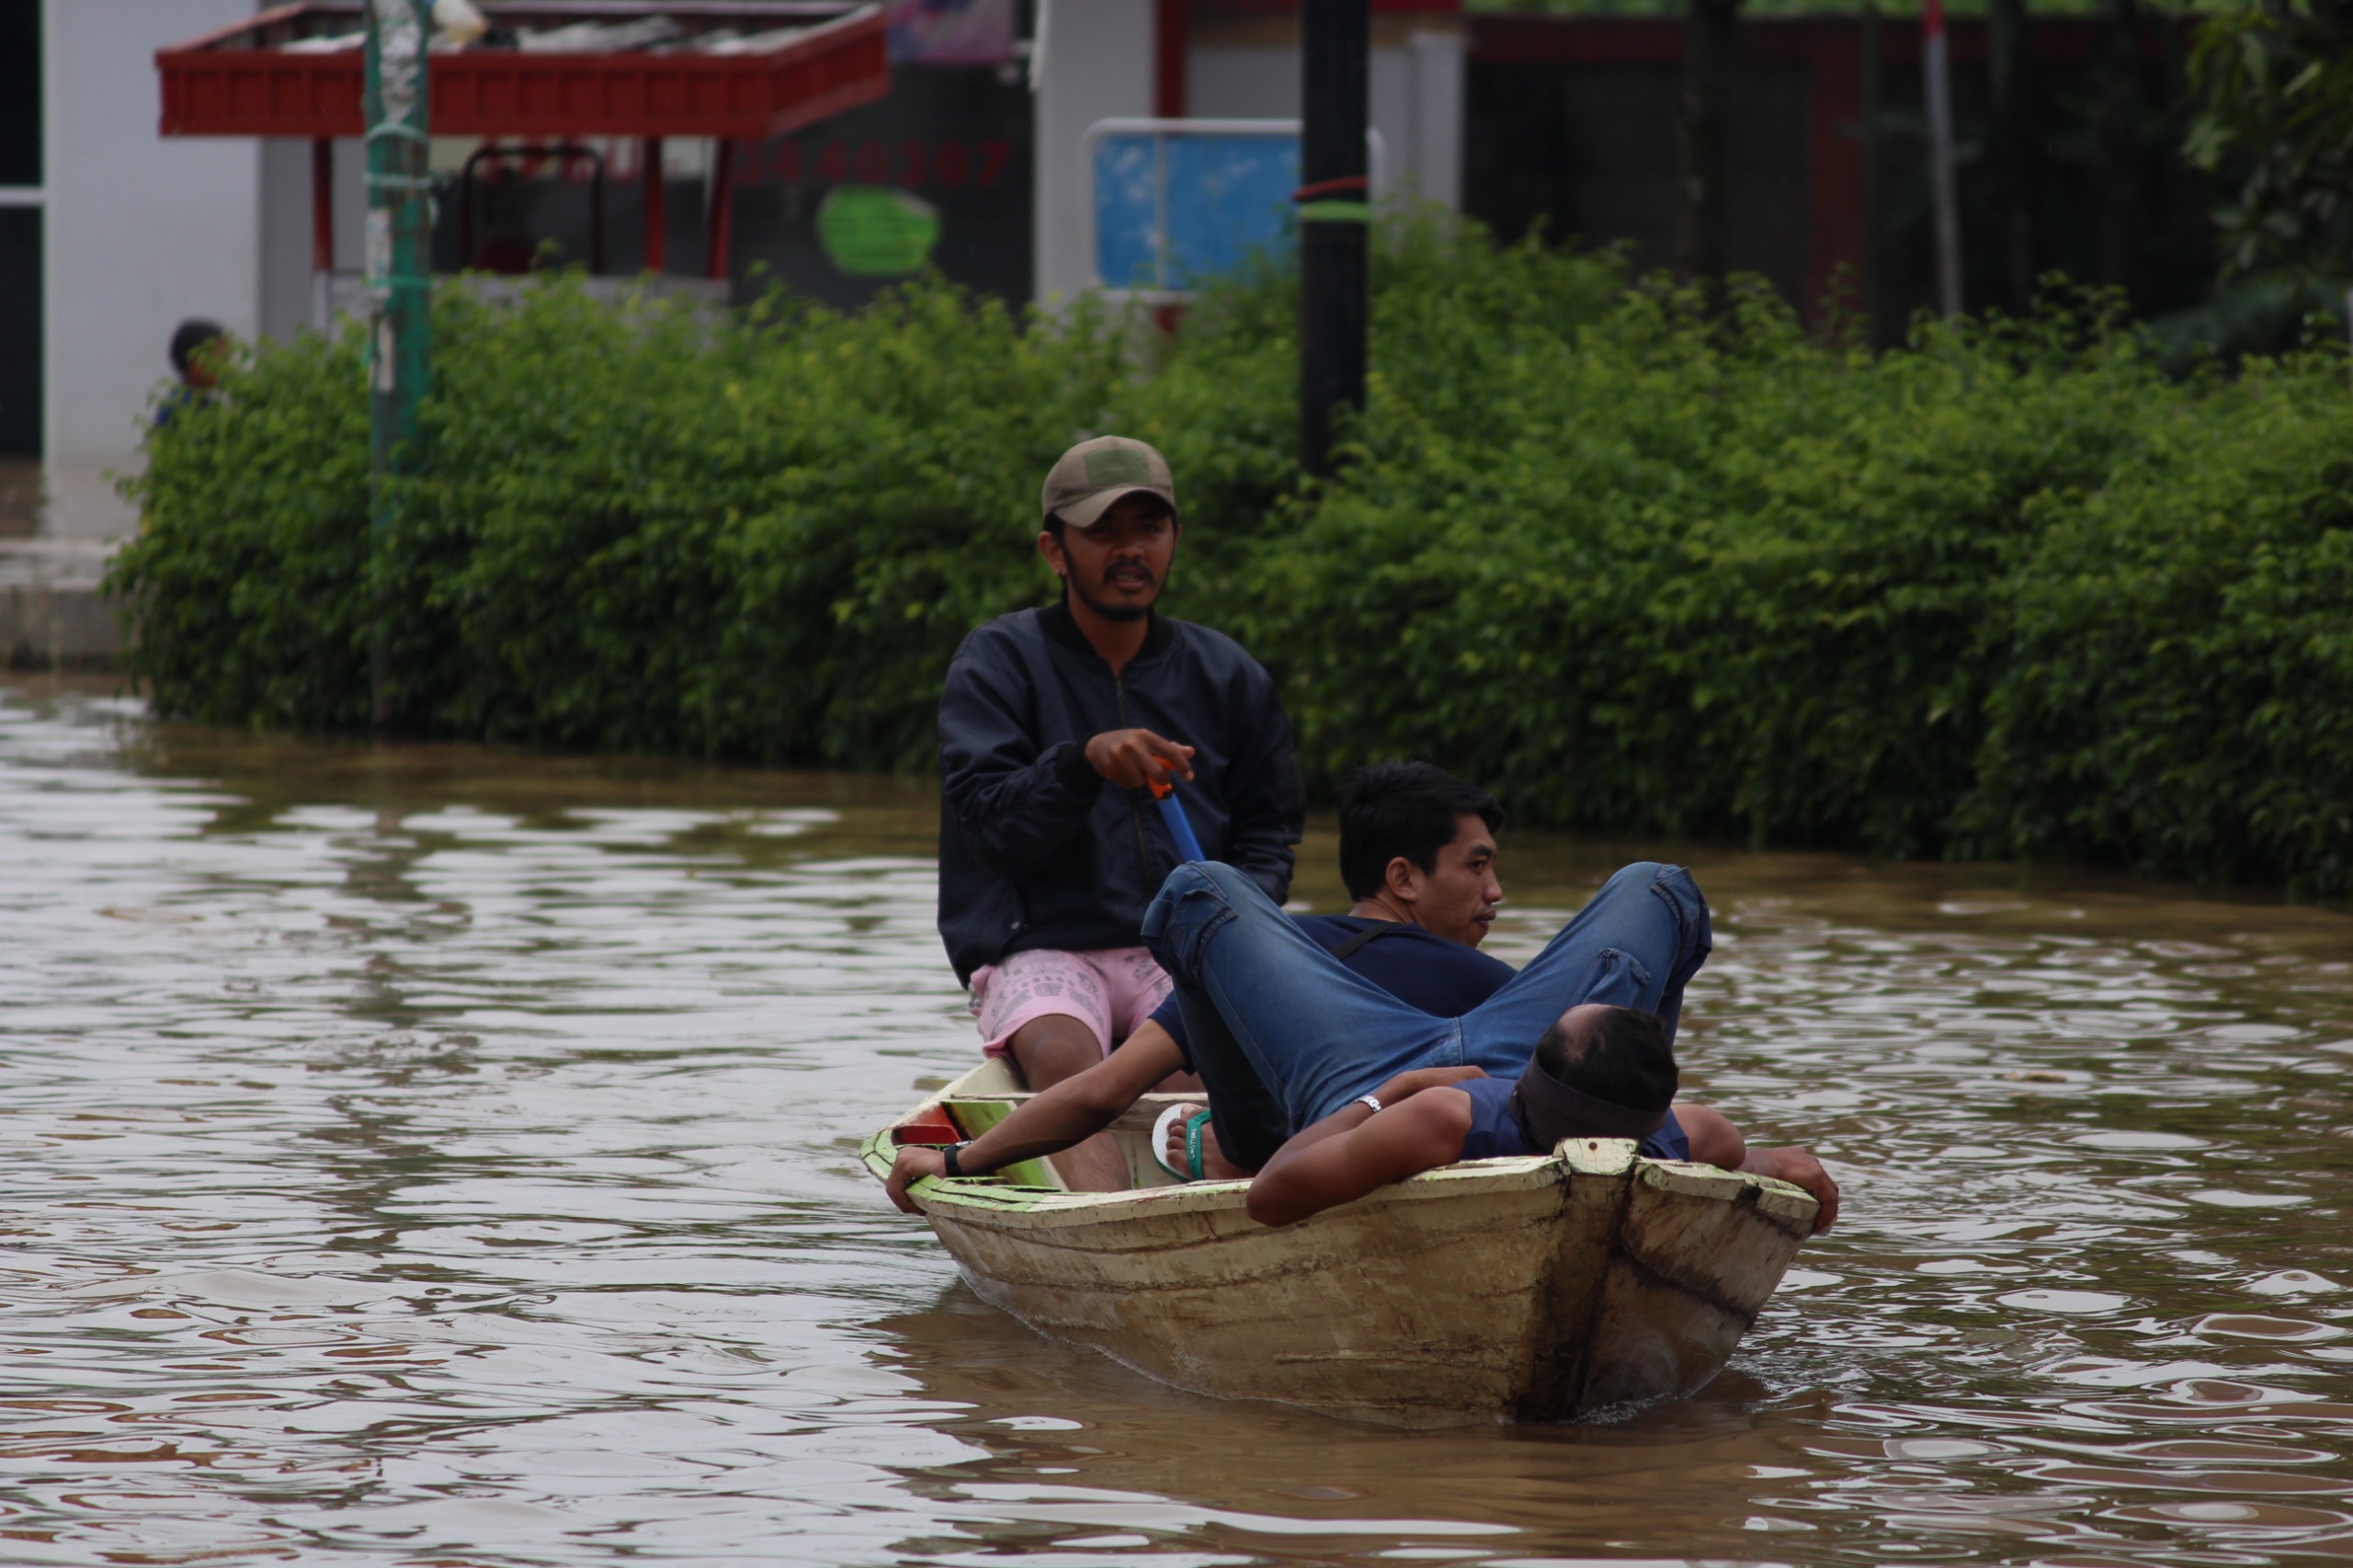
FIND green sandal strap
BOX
[1183,1109,1214,1182]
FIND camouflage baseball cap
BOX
[1040,436,1177,529]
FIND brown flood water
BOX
[3,674,2349,1566]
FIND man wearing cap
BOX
[936,435,1304,1189]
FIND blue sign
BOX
[1091,129,1300,292]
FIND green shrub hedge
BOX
[111,221,2353,893]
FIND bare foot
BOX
[1162,1104,1253,1181]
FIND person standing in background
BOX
[152,319,225,432]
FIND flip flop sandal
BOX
[1148,1102,1214,1182]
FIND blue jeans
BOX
[1141,860,1712,1144]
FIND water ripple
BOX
[2,678,2348,1564]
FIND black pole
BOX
[1860,1,1881,339]
[1299,0,1368,478]
[1677,0,1741,293]
[1988,0,2038,312]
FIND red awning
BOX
[157,2,890,141]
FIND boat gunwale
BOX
[859,1065,1820,1233]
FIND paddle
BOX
[1148,779,1208,862]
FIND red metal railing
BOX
[158,3,889,142]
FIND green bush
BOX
[1222,287,2169,857]
[109,220,2353,892]
[1966,359,2353,894]
[120,327,374,729]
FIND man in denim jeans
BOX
[1143,858,1836,1229]
[1142,858,1712,1137]
[887,847,1836,1221]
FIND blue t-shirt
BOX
[1456,1075,1690,1163]
[1151,915,1517,1072]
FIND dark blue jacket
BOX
[937,602,1302,984]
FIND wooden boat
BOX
[861,1058,1822,1429]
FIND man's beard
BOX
[1070,568,1160,623]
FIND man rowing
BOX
[937,436,1303,1190]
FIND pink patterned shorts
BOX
[969,946,1175,1060]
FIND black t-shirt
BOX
[1151,915,1518,1071]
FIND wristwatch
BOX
[940,1141,971,1177]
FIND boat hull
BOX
[865,1065,1817,1428]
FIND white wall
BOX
[42,0,262,536]
[257,139,318,346]
[258,136,366,344]
[1188,34,1464,210]
[1032,0,1155,305]
[1402,31,1465,210]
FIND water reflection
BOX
[2,675,2348,1564]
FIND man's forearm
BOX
[961,1074,1126,1173]
[1260,1067,1484,1165]
[1735,1144,1841,1233]
[947,745,1102,879]
[959,1029,1185,1175]
[1246,1093,1473,1228]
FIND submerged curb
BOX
[0,541,121,671]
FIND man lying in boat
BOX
[887,764,1830,1218]
[1242,1006,1836,1230]
[1137,857,1837,1231]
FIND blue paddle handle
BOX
[1154,789,1207,863]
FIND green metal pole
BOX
[363,0,431,733]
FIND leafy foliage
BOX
[2177,0,2353,363]
[109,218,2353,892]
[2186,0,2353,285]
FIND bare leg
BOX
[1006,1014,1130,1192]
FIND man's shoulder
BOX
[948,608,1049,672]
[1158,617,1277,686]
[1292,914,1365,944]
[959,606,1047,650]
[1367,921,1518,984]
[1438,934,1519,979]
[1458,1074,1518,1110]
[1292,916,1515,974]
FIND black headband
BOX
[1508,1053,1669,1150]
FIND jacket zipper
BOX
[1112,670,1154,884]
